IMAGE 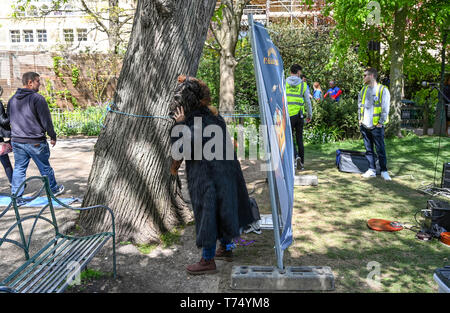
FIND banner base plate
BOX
[230,265,334,290]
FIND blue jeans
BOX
[202,238,231,261]
[0,154,13,183]
[11,141,58,197]
[360,125,388,172]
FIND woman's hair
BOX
[313,82,321,90]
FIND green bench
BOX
[0,176,116,293]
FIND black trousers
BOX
[290,114,304,162]
[360,125,388,172]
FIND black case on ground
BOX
[427,200,450,232]
[435,266,450,289]
[336,149,380,174]
[441,162,450,188]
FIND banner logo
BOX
[264,47,279,66]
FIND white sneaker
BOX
[361,169,376,178]
[381,171,392,181]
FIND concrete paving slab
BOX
[230,265,334,291]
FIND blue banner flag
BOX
[250,20,294,251]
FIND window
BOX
[63,29,74,42]
[10,30,21,43]
[23,30,34,43]
[77,29,88,41]
[37,29,47,42]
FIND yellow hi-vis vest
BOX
[360,84,388,125]
[286,81,307,117]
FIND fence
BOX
[50,107,262,137]
[50,107,105,136]
[400,100,424,129]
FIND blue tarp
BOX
[0,195,80,208]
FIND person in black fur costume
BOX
[169,75,254,275]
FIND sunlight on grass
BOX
[288,135,450,292]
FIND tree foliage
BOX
[322,0,449,87]
[323,0,449,136]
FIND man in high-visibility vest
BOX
[286,64,312,170]
[358,67,391,181]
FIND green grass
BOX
[121,226,184,255]
[66,268,109,291]
[79,268,108,282]
[283,134,450,292]
[136,243,158,254]
[160,226,183,248]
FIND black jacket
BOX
[0,100,11,140]
[171,106,254,248]
[7,88,56,143]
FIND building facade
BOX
[0,0,134,53]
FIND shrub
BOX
[306,96,360,142]
[51,106,105,136]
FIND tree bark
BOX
[387,4,407,137]
[212,0,250,117]
[79,0,217,244]
[108,0,121,54]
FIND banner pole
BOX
[248,14,284,270]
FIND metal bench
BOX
[0,176,116,293]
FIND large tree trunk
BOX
[79,0,217,244]
[387,4,407,137]
[219,52,237,114]
[212,0,250,116]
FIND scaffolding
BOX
[240,0,333,27]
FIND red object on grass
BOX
[441,232,450,246]
[367,219,404,232]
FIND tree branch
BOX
[119,15,134,28]
[204,41,220,52]
[80,0,110,35]
[209,21,225,52]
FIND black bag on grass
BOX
[336,149,380,174]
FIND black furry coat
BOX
[171,106,254,248]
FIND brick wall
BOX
[0,50,119,109]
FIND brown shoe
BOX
[186,258,218,275]
[215,245,233,262]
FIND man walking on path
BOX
[7,72,64,202]
[358,68,392,181]
[286,64,312,171]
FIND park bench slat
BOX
[22,235,109,293]
[45,234,111,293]
[0,176,116,293]
[12,236,92,292]
[5,235,68,287]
